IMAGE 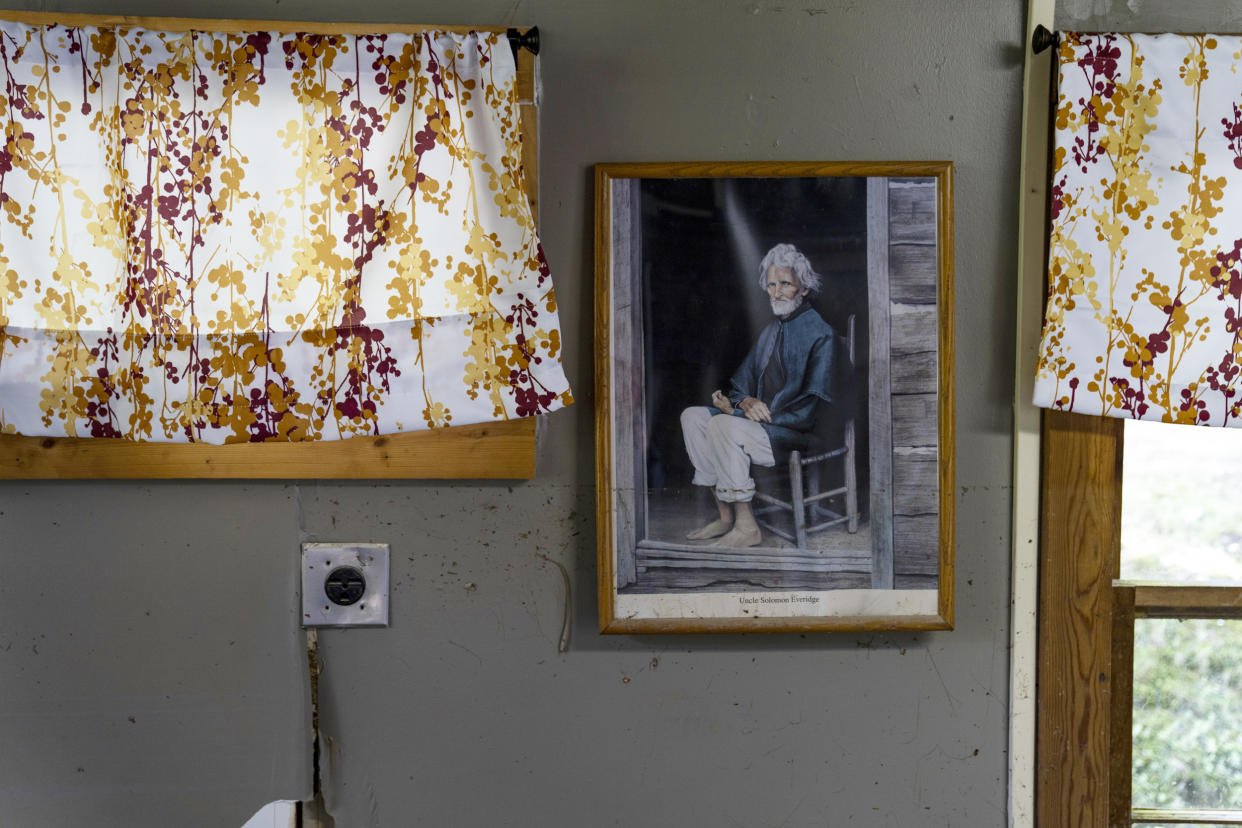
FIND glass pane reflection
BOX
[1133,618,1242,811]
[1122,419,1242,583]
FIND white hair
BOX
[757,243,822,294]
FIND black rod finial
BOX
[1032,24,1057,54]
[506,26,541,60]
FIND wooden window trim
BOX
[1110,584,1242,827]
[1129,809,1242,825]
[1037,410,1124,827]
[1038,413,1242,826]
[1109,584,1136,828]
[0,12,542,479]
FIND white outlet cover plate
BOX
[302,543,390,627]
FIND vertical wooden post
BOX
[1011,3,1057,823]
[866,178,895,589]
[606,177,644,588]
[1109,587,1136,828]
[1036,410,1123,827]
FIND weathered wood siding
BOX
[886,179,939,580]
[611,179,644,587]
[866,179,895,589]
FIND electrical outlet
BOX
[301,543,390,627]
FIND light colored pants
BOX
[679,407,776,503]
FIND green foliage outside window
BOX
[1132,618,1242,811]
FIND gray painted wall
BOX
[0,1,1027,825]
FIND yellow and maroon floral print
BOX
[0,22,571,442]
[1035,33,1242,427]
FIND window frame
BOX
[1036,411,1123,827]
[1037,413,1242,826]
[1112,585,1242,827]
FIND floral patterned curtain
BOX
[1034,32,1242,427]
[0,21,571,443]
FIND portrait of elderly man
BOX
[679,242,836,548]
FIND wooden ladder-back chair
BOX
[753,314,860,549]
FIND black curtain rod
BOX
[506,26,540,60]
[1030,24,1242,55]
[1032,24,1058,54]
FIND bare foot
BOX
[715,525,762,547]
[687,519,732,540]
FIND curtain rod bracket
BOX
[507,26,540,61]
[1032,24,1058,55]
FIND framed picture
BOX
[595,161,954,633]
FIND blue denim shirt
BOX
[721,304,835,455]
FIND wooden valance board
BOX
[0,11,541,479]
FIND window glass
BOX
[1132,618,1242,812]
[1121,419,1242,583]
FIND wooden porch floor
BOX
[626,487,890,593]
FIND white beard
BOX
[769,293,804,317]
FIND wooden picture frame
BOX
[0,12,540,480]
[595,161,954,633]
